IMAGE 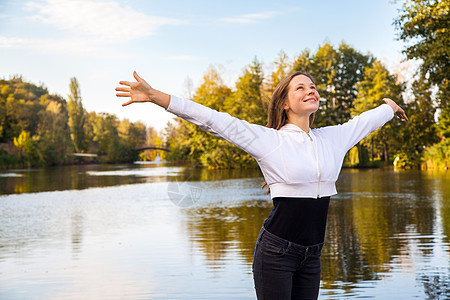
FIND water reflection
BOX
[0,165,449,299]
[179,169,450,298]
[71,202,84,257]
[0,164,172,195]
[0,163,263,195]
[183,199,271,266]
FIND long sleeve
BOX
[319,104,395,154]
[165,95,281,161]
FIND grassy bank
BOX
[422,139,450,170]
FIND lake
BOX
[0,163,449,299]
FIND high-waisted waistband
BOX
[258,226,323,255]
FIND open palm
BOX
[115,71,153,106]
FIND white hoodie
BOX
[166,95,395,199]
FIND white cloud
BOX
[0,35,126,58]
[0,36,27,48]
[0,0,184,57]
[165,55,197,61]
[25,0,183,43]
[219,11,282,24]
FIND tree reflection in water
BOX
[183,200,272,266]
[181,168,450,296]
[420,272,450,299]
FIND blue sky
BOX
[0,0,408,131]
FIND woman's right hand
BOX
[382,98,408,121]
[116,71,170,109]
[116,71,155,106]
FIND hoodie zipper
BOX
[307,132,321,198]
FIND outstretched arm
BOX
[115,72,282,161]
[322,98,408,154]
[116,71,170,109]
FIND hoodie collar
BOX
[279,123,311,134]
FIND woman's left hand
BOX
[382,98,408,121]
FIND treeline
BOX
[1,1,447,170]
[163,41,447,169]
[164,0,449,170]
[0,77,161,168]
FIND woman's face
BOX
[283,74,320,116]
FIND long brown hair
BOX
[261,72,317,194]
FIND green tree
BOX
[193,67,233,167]
[266,50,291,96]
[13,130,41,165]
[84,111,97,153]
[177,66,233,167]
[92,113,135,162]
[394,0,449,86]
[225,58,266,125]
[118,119,147,150]
[13,130,33,158]
[306,42,338,126]
[293,42,372,127]
[395,75,439,167]
[0,83,10,140]
[352,60,404,163]
[68,77,87,153]
[292,49,313,74]
[1,77,45,141]
[37,94,71,165]
[395,0,449,142]
[164,118,192,162]
[0,77,54,167]
[436,80,450,138]
[217,58,266,168]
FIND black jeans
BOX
[252,226,323,300]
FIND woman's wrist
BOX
[147,88,158,103]
[150,89,171,109]
[382,98,397,113]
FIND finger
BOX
[122,100,134,106]
[399,109,408,121]
[116,92,131,97]
[119,81,132,86]
[115,87,130,92]
[397,111,408,121]
[133,71,141,82]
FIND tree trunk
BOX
[371,137,374,161]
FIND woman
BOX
[116,71,408,299]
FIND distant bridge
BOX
[135,146,170,152]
